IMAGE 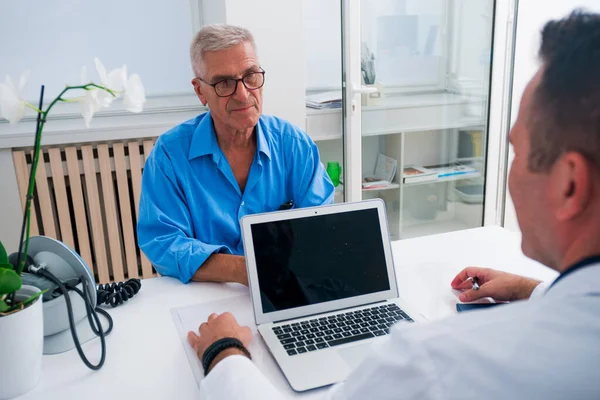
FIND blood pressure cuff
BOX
[20,271,72,301]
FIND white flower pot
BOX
[0,285,43,400]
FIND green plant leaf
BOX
[0,299,8,313]
[0,241,7,265]
[4,290,45,313]
[21,291,44,306]
[0,263,13,270]
[0,268,21,295]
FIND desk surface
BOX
[16,226,559,400]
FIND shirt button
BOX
[241,201,245,206]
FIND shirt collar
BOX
[188,111,271,161]
[255,118,272,161]
[544,258,600,300]
[188,111,221,161]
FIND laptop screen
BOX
[250,208,390,314]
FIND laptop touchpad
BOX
[338,344,373,370]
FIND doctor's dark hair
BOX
[528,10,600,172]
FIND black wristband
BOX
[201,337,251,375]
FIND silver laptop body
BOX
[241,199,425,392]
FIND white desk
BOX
[15,226,558,400]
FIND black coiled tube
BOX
[36,270,109,370]
[96,278,142,308]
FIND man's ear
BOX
[553,152,592,221]
[191,78,208,106]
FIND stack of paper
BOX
[362,177,391,189]
[306,91,342,109]
[402,162,479,184]
[402,165,438,184]
[422,162,478,178]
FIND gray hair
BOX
[190,24,257,77]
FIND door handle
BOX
[351,84,378,95]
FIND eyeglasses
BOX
[197,68,266,97]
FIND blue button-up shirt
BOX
[137,112,335,283]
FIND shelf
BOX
[403,172,481,187]
[457,156,484,162]
[362,183,400,191]
[306,92,486,142]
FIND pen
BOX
[471,277,480,291]
[279,200,294,211]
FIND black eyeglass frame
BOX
[197,68,266,97]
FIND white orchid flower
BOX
[123,73,146,113]
[0,71,30,124]
[94,57,126,107]
[80,67,104,128]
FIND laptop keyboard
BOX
[272,303,414,356]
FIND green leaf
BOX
[0,241,7,265]
[0,263,13,270]
[0,299,8,313]
[4,290,45,313]
[21,290,44,307]
[0,268,21,295]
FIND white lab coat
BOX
[200,264,600,399]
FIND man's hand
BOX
[451,267,541,302]
[187,312,252,372]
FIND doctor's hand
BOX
[187,312,252,371]
[451,267,541,303]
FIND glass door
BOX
[350,0,497,240]
[302,0,347,204]
[303,0,510,239]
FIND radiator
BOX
[12,139,157,284]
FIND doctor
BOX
[187,10,600,399]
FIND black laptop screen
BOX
[250,208,390,314]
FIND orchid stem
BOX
[15,85,45,282]
[58,97,84,103]
[25,103,43,114]
[16,82,117,277]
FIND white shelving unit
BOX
[403,171,481,187]
[306,92,485,142]
[362,183,401,191]
[309,90,487,241]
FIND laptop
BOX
[241,199,425,392]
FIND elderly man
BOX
[137,25,334,285]
[187,10,600,399]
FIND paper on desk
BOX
[170,295,318,398]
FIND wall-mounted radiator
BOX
[12,139,157,284]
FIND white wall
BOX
[202,0,306,129]
[0,0,194,102]
[503,0,600,232]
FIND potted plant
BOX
[0,58,145,399]
[0,240,44,400]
